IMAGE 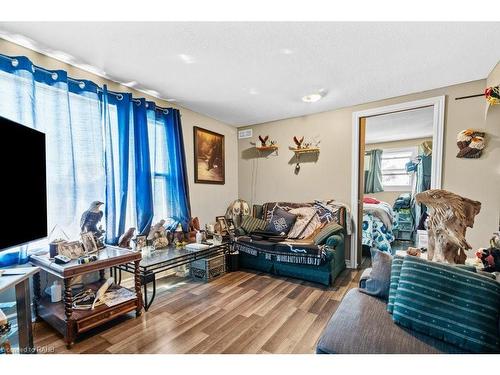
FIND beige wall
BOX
[364,137,432,205]
[0,39,238,226]
[239,79,499,252]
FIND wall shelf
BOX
[256,145,279,152]
[290,147,320,155]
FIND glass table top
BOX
[138,243,227,267]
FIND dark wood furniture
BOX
[30,246,142,348]
[114,242,230,311]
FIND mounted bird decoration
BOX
[293,136,304,149]
[456,129,486,159]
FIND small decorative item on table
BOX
[215,216,228,235]
[134,235,147,251]
[58,240,85,259]
[118,227,136,249]
[81,232,98,254]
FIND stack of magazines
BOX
[73,287,136,310]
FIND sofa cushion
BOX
[240,215,267,234]
[392,256,500,353]
[359,248,392,300]
[265,207,297,235]
[316,288,467,354]
[313,222,343,245]
[387,255,404,313]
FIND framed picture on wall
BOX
[193,126,225,184]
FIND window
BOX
[380,147,416,190]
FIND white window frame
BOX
[380,146,417,191]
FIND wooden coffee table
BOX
[30,246,142,348]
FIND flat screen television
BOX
[0,116,47,251]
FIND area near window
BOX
[380,147,417,191]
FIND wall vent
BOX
[238,129,253,139]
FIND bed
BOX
[361,200,397,253]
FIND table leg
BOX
[134,260,143,317]
[63,278,74,349]
[99,269,106,281]
[32,271,41,321]
[15,278,34,354]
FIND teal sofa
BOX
[236,202,348,286]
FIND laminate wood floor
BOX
[33,260,369,354]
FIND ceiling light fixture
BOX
[178,53,195,64]
[302,88,328,103]
[280,48,294,55]
[302,93,322,103]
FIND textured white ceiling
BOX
[365,106,434,144]
[0,22,499,126]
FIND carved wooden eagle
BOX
[415,189,481,264]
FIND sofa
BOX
[235,201,349,286]
[316,264,500,354]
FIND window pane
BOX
[381,157,408,171]
[382,174,411,186]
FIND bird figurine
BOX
[118,227,136,249]
[80,201,104,235]
[258,135,269,147]
[456,129,485,159]
[80,201,105,249]
[293,136,304,149]
[147,219,166,241]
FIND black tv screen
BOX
[0,116,47,251]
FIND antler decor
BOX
[415,189,481,264]
[258,135,269,147]
[293,136,304,149]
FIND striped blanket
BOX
[234,236,327,266]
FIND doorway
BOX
[350,96,445,268]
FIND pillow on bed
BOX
[287,207,320,239]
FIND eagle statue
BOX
[80,201,104,235]
[415,189,481,264]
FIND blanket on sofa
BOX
[262,200,350,234]
[234,236,327,266]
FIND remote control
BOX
[54,255,71,264]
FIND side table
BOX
[30,246,142,348]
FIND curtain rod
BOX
[455,93,484,100]
[2,54,171,113]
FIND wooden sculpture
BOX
[118,227,136,248]
[415,189,481,264]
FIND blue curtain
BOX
[364,149,384,194]
[148,107,191,231]
[0,53,189,247]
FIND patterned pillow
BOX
[392,256,500,353]
[387,255,404,314]
[313,222,343,245]
[265,207,297,235]
[287,207,318,239]
[240,215,267,234]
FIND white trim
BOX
[350,95,445,268]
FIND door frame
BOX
[349,95,445,268]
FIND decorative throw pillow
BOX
[387,255,404,314]
[359,248,392,300]
[240,215,267,234]
[287,207,318,239]
[265,207,297,235]
[313,222,343,245]
[392,256,500,353]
